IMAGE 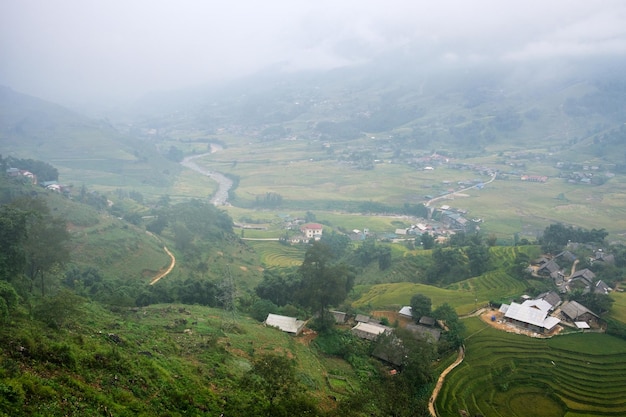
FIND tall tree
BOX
[297,242,354,328]
[11,197,70,296]
[0,204,29,282]
[410,294,432,321]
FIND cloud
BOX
[1,0,625,104]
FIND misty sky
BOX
[1,0,625,104]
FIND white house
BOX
[300,223,323,240]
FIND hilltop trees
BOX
[540,223,608,253]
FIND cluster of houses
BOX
[264,306,443,366]
[6,167,36,183]
[6,167,70,194]
[534,250,613,295]
[498,290,601,333]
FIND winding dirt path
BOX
[149,246,176,285]
[428,345,465,417]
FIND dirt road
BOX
[428,345,465,417]
[149,246,176,285]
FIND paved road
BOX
[426,172,497,207]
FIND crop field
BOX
[246,240,306,267]
[609,292,626,323]
[352,282,480,314]
[352,247,536,314]
[436,317,626,417]
[190,145,491,205]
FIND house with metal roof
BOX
[560,300,599,325]
[500,299,561,333]
[264,313,306,335]
[351,322,392,341]
[398,306,413,318]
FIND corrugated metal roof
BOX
[265,314,305,334]
[351,322,390,340]
[504,302,560,330]
[398,306,412,317]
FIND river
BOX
[180,144,233,206]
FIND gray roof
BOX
[398,306,413,318]
[560,300,598,320]
[351,322,391,341]
[539,260,560,274]
[330,310,347,324]
[570,268,596,284]
[594,280,611,295]
[355,314,370,323]
[406,323,441,342]
[265,314,306,335]
[538,291,562,308]
[555,250,577,262]
[418,316,436,327]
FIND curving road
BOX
[149,246,176,285]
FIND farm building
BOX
[264,313,306,335]
[406,323,441,342]
[500,299,561,333]
[355,314,371,323]
[537,291,562,310]
[330,310,347,324]
[560,300,599,326]
[418,316,437,327]
[398,306,412,318]
[351,322,392,341]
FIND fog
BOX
[1,0,625,105]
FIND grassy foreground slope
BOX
[0,303,351,416]
[436,317,626,417]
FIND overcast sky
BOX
[1,0,625,105]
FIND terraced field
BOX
[246,240,306,267]
[436,317,626,417]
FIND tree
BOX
[467,242,491,276]
[0,281,18,322]
[242,353,316,416]
[297,242,354,330]
[320,231,351,259]
[433,303,465,352]
[255,268,300,306]
[10,197,70,296]
[33,289,86,328]
[410,294,432,321]
[420,233,435,250]
[372,328,436,416]
[0,204,29,282]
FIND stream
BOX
[180,144,233,206]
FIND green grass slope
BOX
[0,302,353,416]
